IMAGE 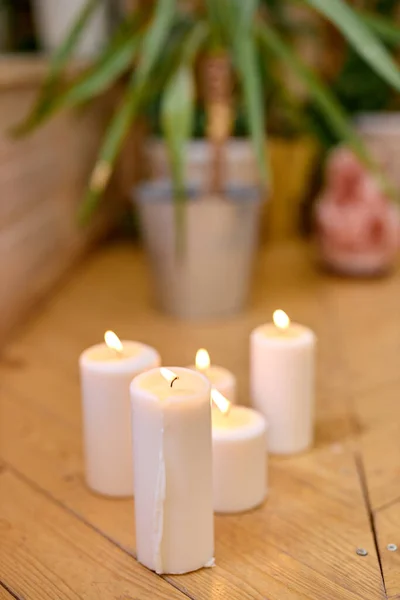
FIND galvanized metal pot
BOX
[134,182,262,319]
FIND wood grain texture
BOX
[0,470,187,600]
[0,584,14,599]
[359,423,400,512]
[0,394,385,600]
[1,239,399,598]
[375,503,400,600]
[0,77,116,345]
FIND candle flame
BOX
[160,367,178,384]
[104,330,123,354]
[273,309,290,330]
[211,388,231,415]
[195,348,210,370]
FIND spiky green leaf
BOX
[360,11,400,46]
[257,22,370,164]
[236,35,269,185]
[13,0,101,135]
[60,18,141,107]
[161,66,195,252]
[134,0,176,89]
[80,0,178,222]
[160,22,207,252]
[16,20,141,134]
[78,85,140,224]
[228,3,268,185]
[304,0,400,90]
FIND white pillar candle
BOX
[211,390,267,514]
[131,367,214,575]
[79,331,160,497]
[189,348,237,403]
[250,310,316,455]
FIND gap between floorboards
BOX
[354,451,387,598]
[2,463,199,600]
[0,578,21,600]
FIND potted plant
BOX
[15,0,400,318]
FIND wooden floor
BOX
[1,239,400,600]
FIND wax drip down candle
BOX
[211,389,267,513]
[79,331,160,497]
[250,310,316,455]
[189,348,237,403]
[131,367,214,575]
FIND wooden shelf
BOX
[0,54,88,88]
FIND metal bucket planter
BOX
[134,182,261,319]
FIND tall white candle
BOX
[79,332,160,497]
[131,367,214,575]
[211,390,267,513]
[250,310,316,455]
[189,348,237,403]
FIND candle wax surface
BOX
[84,341,144,362]
[79,340,161,497]
[198,365,232,385]
[137,369,208,402]
[131,366,214,574]
[250,321,316,455]
[188,363,237,403]
[211,405,267,513]
[212,406,266,440]
[257,323,313,340]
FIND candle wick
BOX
[170,376,179,388]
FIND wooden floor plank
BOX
[1,391,385,599]
[375,502,400,599]
[0,470,187,600]
[353,379,400,434]
[322,272,400,397]
[2,239,399,598]
[359,423,400,512]
[0,241,352,447]
[0,585,15,599]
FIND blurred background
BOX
[1,0,400,336]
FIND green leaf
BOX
[237,0,260,29]
[13,0,101,135]
[134,0,176,90]
[181,21,209,64]
[79,85,140,224]
[46,0,102,82]
[257,22,370,164]
[360,11,400,46]
[80,0,178,222]
[160,22,207,252]
[303,0,400,91]
[221,1,268,185]
[58,27,140,108]
[16,19,141,134]
[205,0,225,47]
[220,0,258,41]
[161,66,195,253]
[234,36,269,185]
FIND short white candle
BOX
[211,390,267,514]
[131,367,214,575]
[250,310,316,455]
[79,331,160,497]
[189,348,237,403]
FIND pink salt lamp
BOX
[315,146,400,276]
